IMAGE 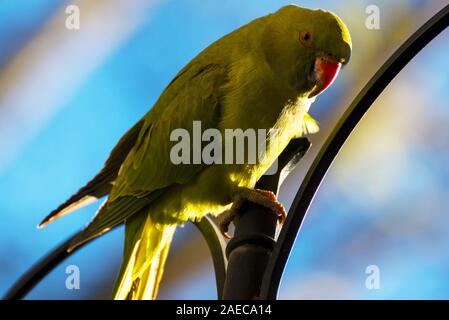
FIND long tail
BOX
[113,211,176,300]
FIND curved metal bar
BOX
[4,218,227,301]
[193,216,228,299]
[259,4,449,299]
[3,233,85,300]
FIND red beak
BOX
[308,57,341,98]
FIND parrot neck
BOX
[273,96,314,140]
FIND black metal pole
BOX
[222,138,310,299]
[259,3,449,299]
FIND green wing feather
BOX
[68,63,229,249]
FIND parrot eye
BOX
[299,31,313,47]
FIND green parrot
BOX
[38,5,351,299]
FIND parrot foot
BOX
[219,189,287,239]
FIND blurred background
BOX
[0,0,448,299]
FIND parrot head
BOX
[261,5,352,98]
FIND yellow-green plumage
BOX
[39,5,351,299]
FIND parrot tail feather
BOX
[113,213,176,300]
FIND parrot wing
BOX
[111,63,228,200]
[38,119,144,227]
[68,62,229,250]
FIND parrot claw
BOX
[219,219,232,240]
[219,189,287,239]
[219,195,245,240]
